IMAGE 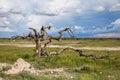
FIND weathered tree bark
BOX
[35,38,41,57]
[28,28,42,58]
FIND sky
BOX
[0,0,120,38]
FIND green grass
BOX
[0,71,67,80]
[0,45,120,80]
[0,38,120,47]
[50,38,120,47]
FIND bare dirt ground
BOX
[0,58,73,79]
[0,43,120,51]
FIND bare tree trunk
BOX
[35,39,41,58]
[28,27,43,58]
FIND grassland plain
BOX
[0,38,120,80]
[0,46,120,80]
[0,38,120,47]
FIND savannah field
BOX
[0,38,120,80]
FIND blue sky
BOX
[0,0,120,38]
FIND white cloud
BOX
[0,21,6,27]
[26,15,49,29]
[111,18,120,26]
[34,9,59,16]
[0,7,9,17]
[74,26,86,33]
[0,17,10,27]
[110,3,120,11]
[70,18,120,34]
[94,33,120,38]
[0,0,119,17]
[110,18,120,31]
[73,25,108,34]
[2,18,10,25]
[92,18,120,33]
[0,0,13,9]
[92,27,107,33]
[0,0,120,35]
[0,27,14,32]
[10,8,22,14]
[94,6,105,12]
[9,14,25,22]
[33,0,82,16]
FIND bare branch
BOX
[67,28,75,38]
[43,38,52,48]
[42,27,75,48]
[27,32,36,39]
[49,46,110,60]
[40,26,51,37]
[29,27,38,37]
[44,26,51,30]
[58,27,75,40]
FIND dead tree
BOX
[23,26,74,58]
[11,26,111,60]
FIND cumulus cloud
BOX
[111,18,120,26]
[110,18,120,31]
[0,0,82,32]
[33,0,82,16]
[0,0,120,37]
[27,15,43,28]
